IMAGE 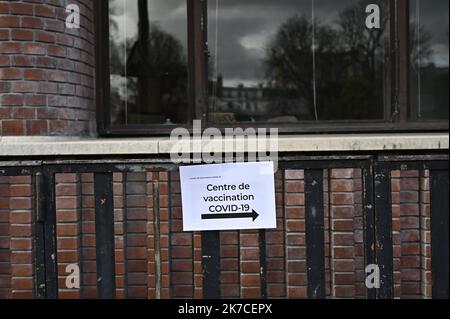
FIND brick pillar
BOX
[193,232,203,299]
[169,171,194,298]
[330,169,356,299]
[0,176,10,298]
[55,173,81,299]
[220,231,239,298]
[265,170,286,298]
[9,176,33,298]
[240,230,261,298]
[125,172,148,298]
[391,170,402,297]
[158,172,170,299]
[80,173,96,298]
[0,0,96,136]
[399,171,422,298]
[113,172,125,299]
[420,170,432,299]
[284,170,307,298]
[353,170,365,299]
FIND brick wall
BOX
[0,0,96,136]
[0,168,437,299]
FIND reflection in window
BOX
[109,0,188,125]
[208,0,391,123]
[410,0,449,121]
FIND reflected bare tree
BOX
[410,22,433,68]
[339,0,389,79]
[109,0,188,124]
[127,0,187,123]
[265,15,343,120]
[264,1,396,120]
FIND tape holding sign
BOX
[180,162,277,231]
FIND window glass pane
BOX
[109,0,188,125]
[207,0,391,123]
[410,0,449,121]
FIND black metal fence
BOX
[0,153,448,299]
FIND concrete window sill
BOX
[0,133,448,157]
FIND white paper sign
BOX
[180,162,277,231]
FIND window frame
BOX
[95,0,449,137]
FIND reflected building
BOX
[209,76,309,123]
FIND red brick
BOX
[24,69,45,81]
[333,220,354,232]
[285,182,304,193]
[332,193,354,205]
[241,287,260,298]
[10,3,34,16]
[240,233,259,247]
[331,169,354,179]
[35,31,55,43]
[11,251,32,264]
[334,273,355,285]
[11,81,36,93]
[12,278,33,290]
[126,247,147,260]
[11,264,33,277]
[26,120,48,135]
[402,243,420,255]
[11,29,33,41]
[10,239,32,250]
[10,212,31,224]
[0,16,20,28]
[288,287,307,298]
[286,220,305,232]
[0,55,9,67]
[285,170,304,180]
[35,5,56,18]
[0,3,9,14]
[21,17,43,29]
[331,180,354,192]
[334,286,355,297]
[23,43,46,55]
[333,260,354,272]
[333,233,354,245]
[285,194,304,206]
[2,120,25,135]
[0,68,22,80]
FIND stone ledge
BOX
[0,133,448,157]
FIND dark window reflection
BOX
[109,0,188,125]
[208,0,391,123]
[410,0,449,121]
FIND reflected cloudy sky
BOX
[109,0,188,48]
[410,0,449,67]
[109,0,449,86]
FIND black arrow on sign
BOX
[201,210,259,222]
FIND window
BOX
[95,0,449,136]
[208,0,391,123]
[108,0,189,126]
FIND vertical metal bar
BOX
[392,0,410,122]
[33,171,46,299]
[363,161,376,299]
[189,0,207,121]
[259,229,267,299]
[43,168,58,299]
[201,231,220,299]
[430,169,449,299]
[94,172,116,299]
[374,163,394,299]
[305,169,325,299]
